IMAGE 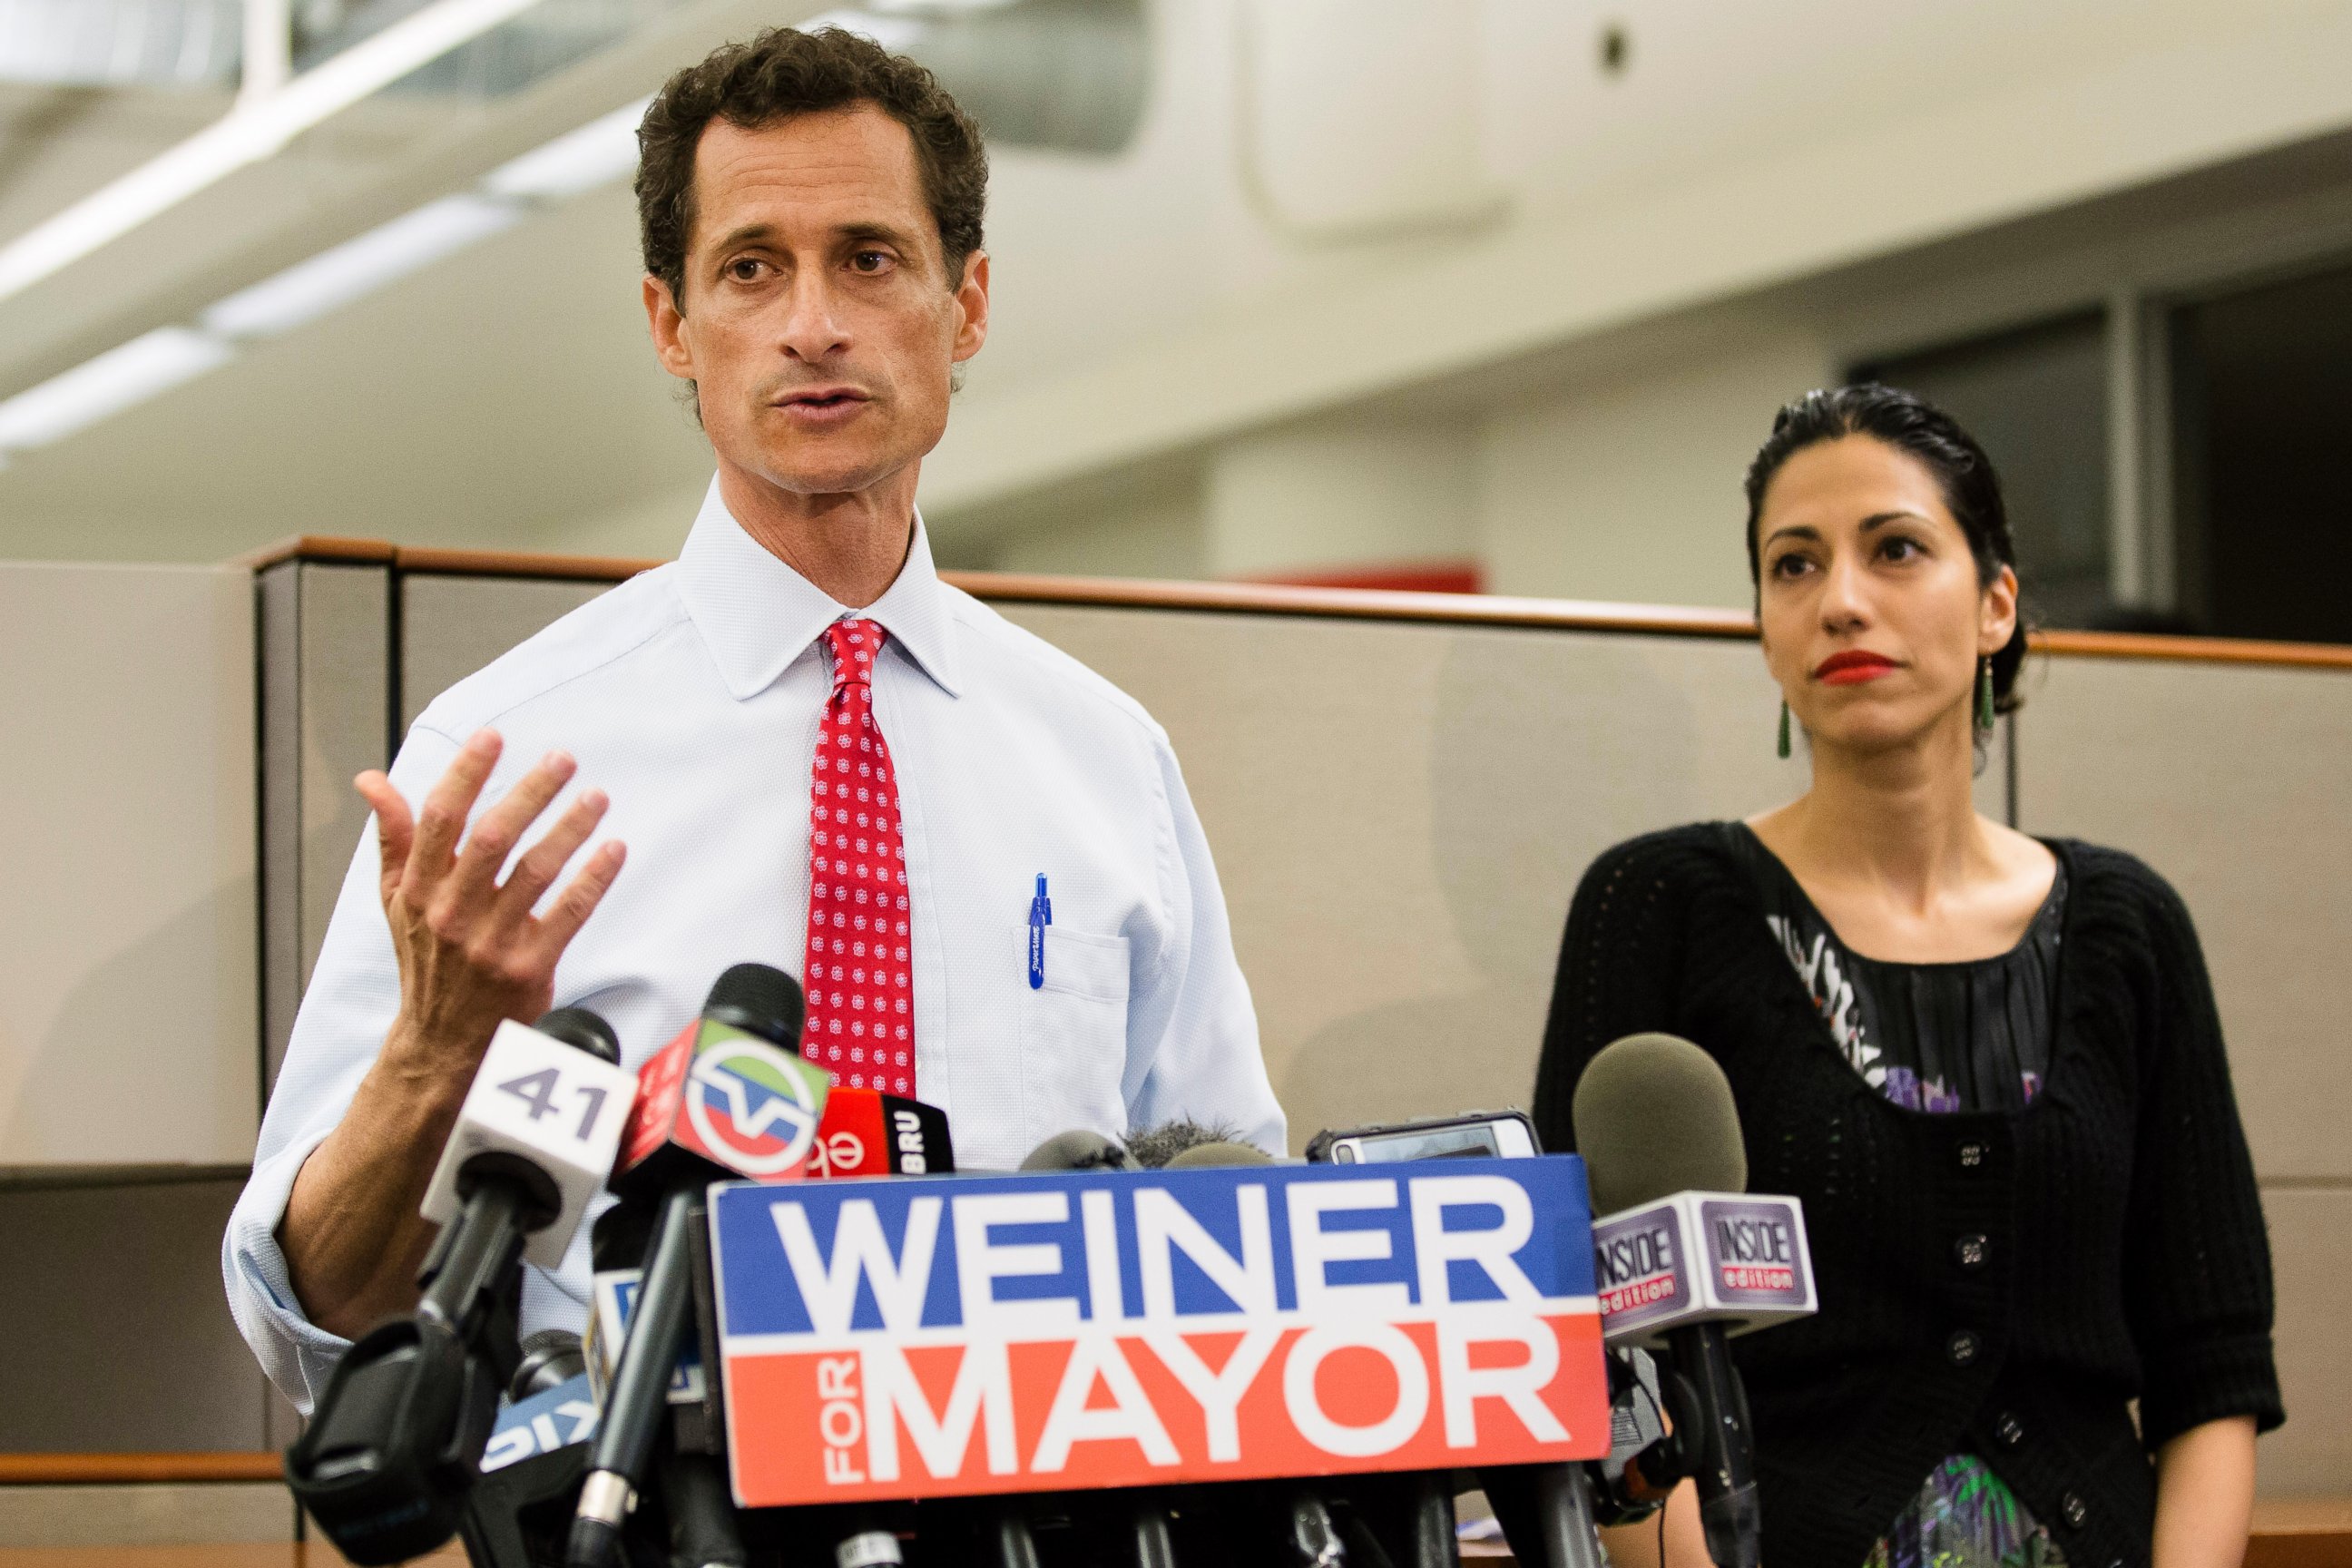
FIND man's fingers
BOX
[529,838,626,961]
[443,749,577,913]
[407,730,505,887]
[355,771,413,904]
[494,788,610,925]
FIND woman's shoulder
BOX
[2043,837,2203,947]
[2043,836,2185,903]
[1573,822,1752,908]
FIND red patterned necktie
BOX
[802,618,915,1096]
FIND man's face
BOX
[645,104,987,499]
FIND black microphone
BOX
[569,964,817,1568]
[512,1328,588,1402]
[289,1006,634,1565]
[660,1448,747,1568]
[1573,1033,1779,1568]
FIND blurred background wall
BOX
[4,0,2352,642]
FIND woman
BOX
[1532,385,2280,1568]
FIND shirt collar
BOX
[675,475,962,701]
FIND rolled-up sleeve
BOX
[1122,735,1286,1156]
[221,724,459,1411]
[2121,871,2285,1446]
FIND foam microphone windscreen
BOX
[1020,1130,1136,1171]
[1123,1118,1241,1169]
[704,962,804,1048]
[1162,1140,1273,1170]
[1572,1033,1748,1214]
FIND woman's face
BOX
[1753,434,2017,758]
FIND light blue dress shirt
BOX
[225,480,1284,1409]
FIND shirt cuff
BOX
[221,1129,352,1415]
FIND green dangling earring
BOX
[1975,656,1996,732]
[1777,700,1792,760]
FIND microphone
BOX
[570,964,826,1568]
[512,1328,588,1402]
[463,1336,601,1568]
[289,1006,635,1565]
[1162,1139,1272,1170]
[413,1009,631,1269]
[809,1085,956,1177]
[1020,1128,1135,1171]
[660,1448,748,1568]
[1572,1034,1816,1568]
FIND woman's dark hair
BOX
[1743,382,2028,712]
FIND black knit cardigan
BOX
[1531,824,2283,1568]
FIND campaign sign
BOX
[711,1156,1608,1507]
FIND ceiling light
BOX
[0,0,551,305]
[0,328,234,452]
[201,193,523,340]
[482,95,652,201]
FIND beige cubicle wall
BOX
[0,562,273,1459]
[2010,650,2352,1496]
[0,563,257,1167]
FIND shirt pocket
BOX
[1019,925,1132,1149]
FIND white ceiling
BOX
[3,0,2352,564]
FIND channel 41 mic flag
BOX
[710,1157,1607,1507]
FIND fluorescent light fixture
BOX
[0,65,673,462]
[0,0,552,304]
[483,95,653,201]
[0,328,233,452]
[201,193,523,340]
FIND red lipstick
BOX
[1814,650,1898,685]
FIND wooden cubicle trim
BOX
[396,544,668,583]
[2030,627,2352,670]
[241,540,2352,671]
[239,536,398,570]
[958,571,1763,638]
[0,1452,282,1485]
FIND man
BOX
[225,27,1282,1409]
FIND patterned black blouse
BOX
[1729,823,2069,1567]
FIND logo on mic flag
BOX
[686,1038,824,1177]
[709,1157,1610,1507]
[617,1016,833,1187]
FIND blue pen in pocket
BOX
[1028,873,1051,988]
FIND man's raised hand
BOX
[353,728,626,1073]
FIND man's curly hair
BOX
[635,26,988,308]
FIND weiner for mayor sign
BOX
[710,1157,1609,1506]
